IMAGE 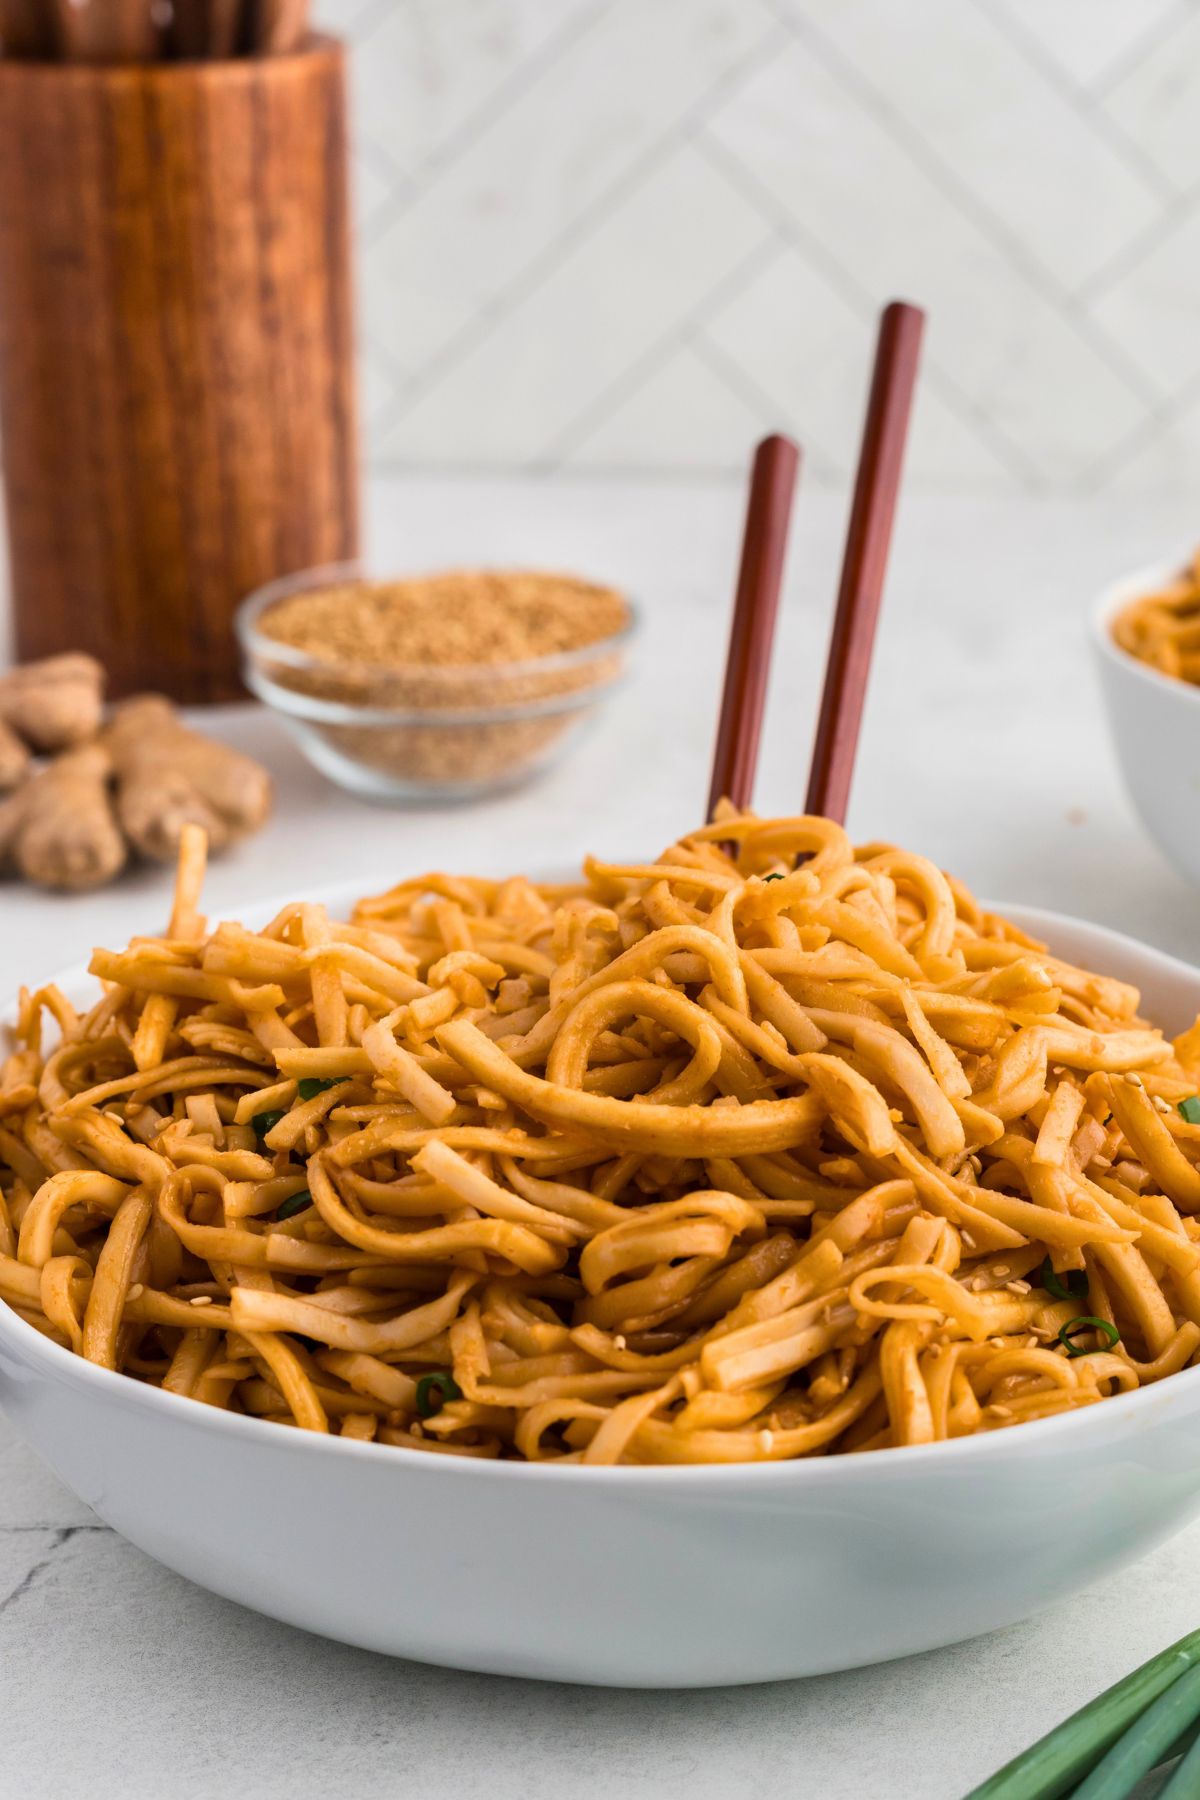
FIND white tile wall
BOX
[319,0,1200,492]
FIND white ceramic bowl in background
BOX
[3,896,1200,1687]
[1092,560,1200,887]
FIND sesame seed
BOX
[757,1429,774,1452]
[993,1264,1011,1278]
[1125,1073,1144,1088]
[613,1335,627,1351]
[190,1295,213,1308]
[127,1283,144,1302]
[263,573,629,669]
[1006,1280,1031,1295]
[990,1405,1014,1420]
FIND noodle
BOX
[1112,553,1200,683]
[4,814,1200,1464]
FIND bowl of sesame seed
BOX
[236,564,637,802]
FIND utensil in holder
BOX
[0,35,358,701]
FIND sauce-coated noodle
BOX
[1112,553,1200,684]
[5,815,1200,1463]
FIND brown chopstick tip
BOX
[880,300,927,366]
[883,297,926,323]
[758,431,801,463]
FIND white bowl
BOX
[1093,560,1200,888]
[4,896,1200,1687]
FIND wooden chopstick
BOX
[50,0,163,61]
[251,0,308,53]
[170,0,212,58]
[707,433,800,820]
[804,300,925,824]
[209,0,247,57]
[0,0,55,56]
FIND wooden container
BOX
[0,36,358,702]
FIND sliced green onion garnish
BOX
[1058,1315,1120,1358]
[1178,1096,1200,1125]
[1039,1256,1089,1302]
[963,1626,1200,1799]
[297,1077,345,1102]
[762,873,785,883]
[414,1371,462,1418]
[276,1191,311,1221]
[252,1108,285,1140]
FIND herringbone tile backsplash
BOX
[318,0,1200,493]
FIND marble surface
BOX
[4,475,1200,1798]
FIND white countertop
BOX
[4,475,1200,1798]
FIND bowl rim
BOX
[5,894,1200,1487]
[1091,554,1200,707]
[3,1255,1197,1486]
[235,562,641,691]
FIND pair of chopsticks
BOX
[704,308,1200,1797]
[706,308,1200,1797]
[0,0,309,60]
[707,299,925,825]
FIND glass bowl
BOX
[236,564,638,802]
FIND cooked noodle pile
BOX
[5,815,1200,1464]
[1112,553,1200,684]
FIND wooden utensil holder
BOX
[0,36,358,702]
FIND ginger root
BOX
[0,744,125,891]
[0,653,104,755]
[104,695,273,862]
[0,718,31,793]
[0,661,272,892]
